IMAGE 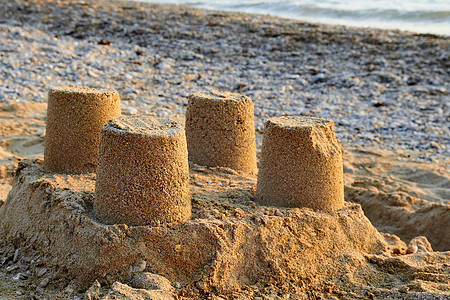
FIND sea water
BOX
[140,0,450,36]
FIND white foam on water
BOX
[140,0,450,35]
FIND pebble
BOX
[35,129,45,136]
[343,167,355,174]
[0,0,448,163]
[13,272,28,281]
[130,272,174,292]
[13,249,19,262]
[39,277,50,288]
[157,60,173,70]
[131,259,147,273]
[124,73,133,80]
[314,73,326,82]
[6,265,18,272]
[124,107,138,115]
[37,268,47,277]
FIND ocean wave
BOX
[142,0,450,35]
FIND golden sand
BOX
[256,116,344,210]
[94,115,190,226]
[44,86,121,173]
[185,91,257,174]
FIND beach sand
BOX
[0,0,448,299]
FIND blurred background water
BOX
[138,0,450,35]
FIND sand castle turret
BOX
[185,91,257,174]
[94,115,191,226]
[256,116,344,210]
[44,86,121,173]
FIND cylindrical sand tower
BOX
[94,115,191,226]
[256,116,344,210]
[44,86,121,173]
[185,91,257,174]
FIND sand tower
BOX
[256,116,344,210]
[44,86,121,173]
[94,115,191,226]
[185,91,257,174]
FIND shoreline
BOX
[136,0,450,37]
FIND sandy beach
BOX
[0,0,448,299]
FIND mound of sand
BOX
[0,159,448,299]
[344,148,450,251]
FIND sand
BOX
[44,86,121,174]
[256,116,344,210]
[185,91,257,175]
[0,158,448,299]
[344,148,450,252]
[95,116,191,226]
[0,0,448,299]
[0,104,447,298]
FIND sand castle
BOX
[44,87,343,225]
[44,86,121,173]
[94,115,190,226]
[0,160,389,293]
[256,116,344,210]
[1,86,447,299]
[185,91,257,174]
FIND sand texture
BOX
[257,116,344,210]
[185,91,257,174]
[0,0,448,298]
[0,160,448,299]
[44,86,121,173]
[0,118,448,298]
[95,116,191,226]
[344,148,450,252]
